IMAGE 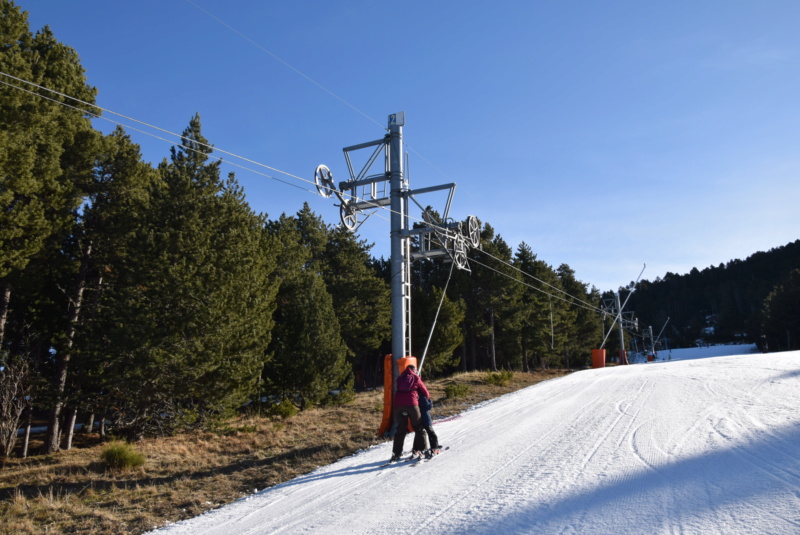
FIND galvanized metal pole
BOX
[388,113,408,375]
[616,292,627,364]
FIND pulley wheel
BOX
[314,164,336,198]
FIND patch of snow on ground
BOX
[655,343,758,361]
[152,347,800,534]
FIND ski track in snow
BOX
[152,346,800,534]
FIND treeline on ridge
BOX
[624,239,800,353]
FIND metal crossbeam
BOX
[314,112,479,377]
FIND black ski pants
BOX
[392,405,428,456]
[419,423,439,450]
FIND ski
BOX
[411,446,449,465]
[380,451,421,467]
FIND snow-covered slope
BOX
[154,348,800,534]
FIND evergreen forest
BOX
[1,1,798,457]
[622,239,800,354]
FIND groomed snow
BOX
[153,345,800,534]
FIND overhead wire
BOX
[5,3,639,364]
[5,67,627,351]
[183,3,616,321]
[5,68,599,308]
[0,69,469,233]
[466,255,604,316]
[0,73,451,232]
[3,4,616,322]
[3,69,615,322]
[184,0,386,132]
[468,247,608,316]
[183,2,464,205]
[0,71,317,188]
[186,4,610,306]
[0,71,397,222]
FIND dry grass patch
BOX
[0,369,568,534]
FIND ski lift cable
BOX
[470,249,607,315]
[185,1,466,192]
[7,69,508,244]
[477,248,604,312]
[3,70,630,315]
[0,76,322,196]
[467,256,602,315]
[418,259,456,375]
[0,72,396,225]
[0,71,316,185]
[471,256,603,316]
[1,72,466,231]
[184,0,386,131]
[7,71,649,348]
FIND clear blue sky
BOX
[21,1,800,291]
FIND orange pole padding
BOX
[591,349,606,369]
[397,356,417,375]
[378,354,394,436]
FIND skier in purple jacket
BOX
[390,364,430,462]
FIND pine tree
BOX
[512,242,567,369]
[761,269,800,352]
[325,226,390,355]
[627,240,800,348]
[557,264,602,368]
[0,1,99,342]
[0,2,101,450]
[0,3,98,277]
[513,243,543,371]
[474,227,524,370]
[39,128,156,452]
[265,212,350,408]
[88,116,278,437]
[323,225,391,385]
[265,268,350,408]
[411,284,466,375]
[451,222,492,371]
[273,204,390,391]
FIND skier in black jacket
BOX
[415,395,442,458]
